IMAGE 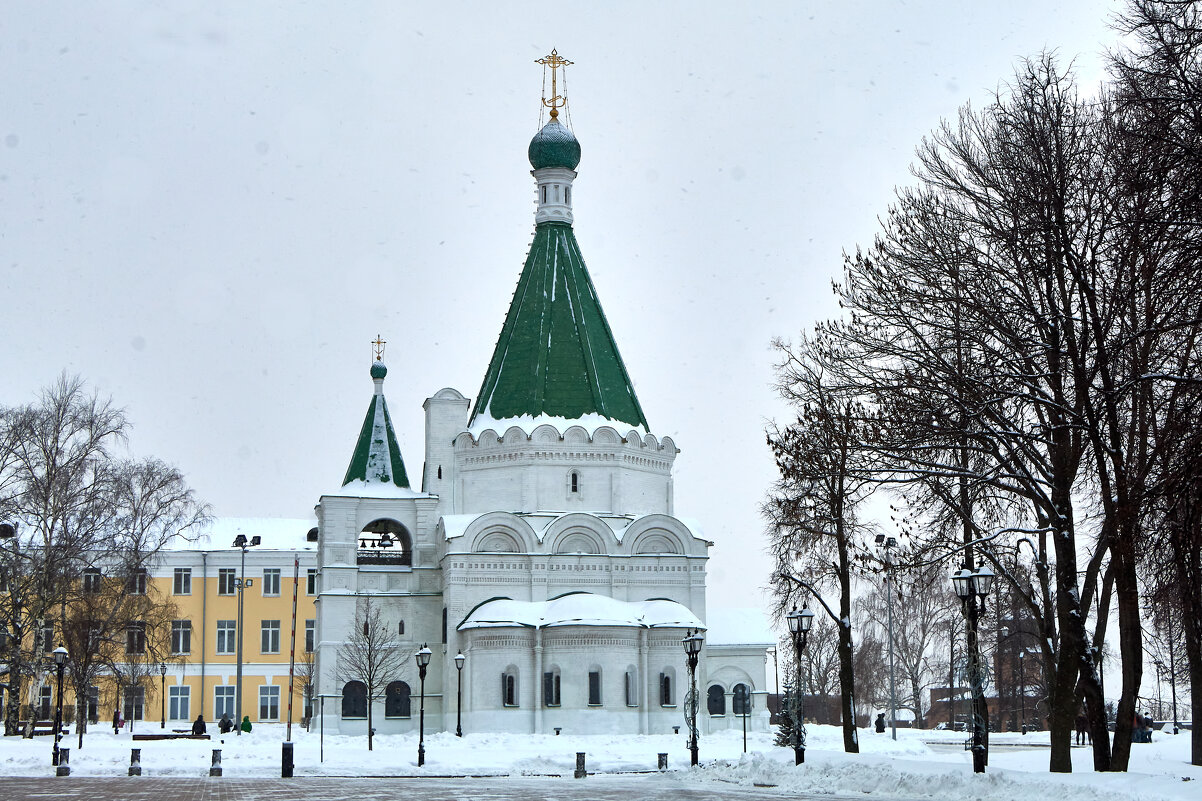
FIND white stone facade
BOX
[311,387,772,738]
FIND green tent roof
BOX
[470,221,649,431]
[342,371,410,488]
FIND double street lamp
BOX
[785,605,814,765]
[415,644,432,766]
[454,652,465,737]
[51,645,68,767]
[682,629,704,766]
[951,563,995,774]
[232,533,260,735]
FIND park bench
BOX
[132,733,210,741]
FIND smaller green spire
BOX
[342,362,410,488]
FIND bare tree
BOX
[336,597,408,751]
[0,375,208,736]
[767,335,879,753]
[857,559,958,728]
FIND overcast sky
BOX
[2,1,1121,618]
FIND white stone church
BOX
[312,84,771,738]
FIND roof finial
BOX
[372,334,387,362]
[536,48,573,120]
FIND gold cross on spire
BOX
[536,48,573,120]
[372,334,387,362]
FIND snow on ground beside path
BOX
[0,724,1197,800]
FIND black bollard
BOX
[658,752,668,771]
[574,752,586,779]
[56,748,70,777]
[282,741,294,778]
[209,749,223,777]
[129,748,142,776]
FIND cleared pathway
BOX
[0,775,900,801]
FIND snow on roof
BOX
[167,517,318,551]
[323,480,430,500]
[704,607,775,647]
[458,593,703,631]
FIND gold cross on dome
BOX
[372,334,386,361]
[536,48,573,119]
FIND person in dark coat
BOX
[191,714,207,735]
[875,712,886,733]
[112,709,121,734]
[1075,713,1089,745]
[218,713,233,733]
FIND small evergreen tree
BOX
[775,683,797,748]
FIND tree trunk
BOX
[1110,540,1142,771]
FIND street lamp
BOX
[1018,649,1026,735]
[51,645,68,767]
[454,652,465,737]
[876,534,899,740]
[786,605,814,765]
[415,644,431,766]
[159,662,167,729]
[682,629,704,766]
[951,563,994,774]
[232,533,260,735]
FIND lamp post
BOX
[416,644,431,766]
[876,535,899,740]
[232,533,260,735]
[682,629,704,766]
[454,652,465,737]
[159,662,167,729]
[51,645,68,767]
[1018,649,1026,735]
[786,605,814,765]
[951,563,994,774]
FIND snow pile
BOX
[0,723,1196,800]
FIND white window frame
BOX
[262,569,281,597]
[171,620,192,655]
[259,685,280,721]
[214,686,235,719]
[216,620,236,655]
[173,568,192,596]
[261,620,280,654]
[168,685,190,721]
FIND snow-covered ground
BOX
[1,723,1197,800]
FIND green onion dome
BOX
[370,361,387,380]
[528,119,581,170]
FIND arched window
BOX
[543,666,561,707]
[733,684,751,716]
[707,684,726,716]
[565,186,571,205]
[357,519,412,566]
[541,186,547,203]
[385,681,411,718]
[625,666,638,707]
[570,471,579,493]
[502,666,519,707]
[588,665,603,706]
[659,668,676,706]
[398,620,405,636]
[342,680,367,718]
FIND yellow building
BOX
[125,518,318,728]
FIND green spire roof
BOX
[470,221,649,431]
[342,364,410,488]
